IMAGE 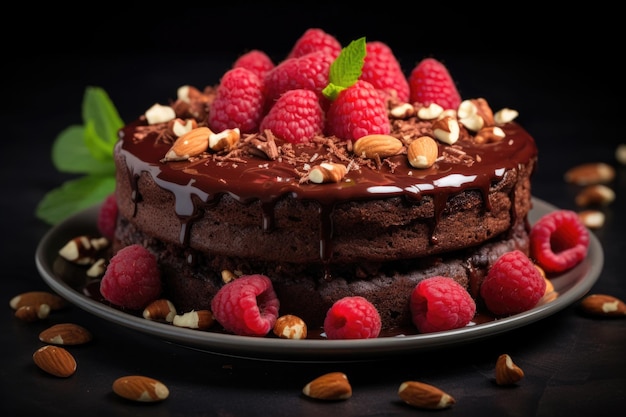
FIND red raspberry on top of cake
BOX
[408,57,462,110]
[232,49,275,80]
[286,27,342,60]
[361,41,410,102]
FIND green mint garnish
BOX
[322,36,366,101]
[36,86,123,225]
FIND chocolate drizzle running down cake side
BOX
[113,87,538,330]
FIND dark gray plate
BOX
[35,198,603,362]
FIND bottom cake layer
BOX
[114,216,530,332]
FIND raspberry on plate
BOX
[210,274,280,337]
[100,244,162,310]
[97,193,118,240]
[323,296,381,340]
[410,276,476,334]
[529,209,590,274]
[480,250,547,316]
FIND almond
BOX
[39,323,93,345]
[15,304,51,322]
[407,136,438,169]
[143,299,177,323]
[398,381,455,409]
[580,294,626,317]
[112,375,170,402]
[9,291,66,311]
[353,134,403,159]
[33,345,77,377]
[308,162,348,183]
[161,127,212,162]
[495,354,525,385]
[273,314,307,339]
[564,162,615,185]
[432,116,460,145]
[302,372,352,400]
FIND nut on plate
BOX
[112,375,170,402]
[398,380,455,409]
[33,345,77,377]
[564,162,615,185]
[580,294,626,317]
[495,354,525,385]
[273,314,307,339]
[302,372,352,400]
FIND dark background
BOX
[2,4,625,416]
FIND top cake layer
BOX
[115,91,538,277]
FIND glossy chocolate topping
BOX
[117,117,537,271]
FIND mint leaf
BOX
[82,86,123,148]
[322,37,366,101]
[35,175,116,225]
[52,125,115,174]
[37,86,124,225]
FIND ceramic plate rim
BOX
[35,198,603,362]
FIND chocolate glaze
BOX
[117,120,537,278]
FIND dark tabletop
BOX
[2,6,625,417]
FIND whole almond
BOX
[10,291,66,311]
[398,381,455,409]
[39,323,93,345]
[353,134,403,159]
[564,162,615,185]
[495,354,525,385]
[407,136,438,169]
[580,294,626,317]
[113,375,170,402]
[33,345,77,377]
[15,304,51,322]
[161,127,212,162]
[302,372,352,400]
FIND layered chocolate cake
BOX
[112,31,538,332]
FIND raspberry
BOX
[323,296,381,340]
[210,274,280,337]
[233,49,275,80]
[263,51,335,110]
[286,28,342,60]
[325,80,390,141]
[480,250,547,316]
[409,276,476,334]
[208,67,265,134]
[259,89,325,144]
[408,58,461,110]
[360,41,410,102]
[100,244,161,310]
[529,209,590,274]
[97,193,118,240]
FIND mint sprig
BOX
[322,36,366,101]
[36,86,123,225]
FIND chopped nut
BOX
[15,304,50,322]
[172,310,215,329]
[58,236,109,265]
[432,116,460,145]
[143,299,177,323]
[575,184,615,207]
[145,103,176,125]
[494,107,519,124]
[209,128,240,151]
[273,314,307,339]
[495,354,524,385]
[308,162,348,183]
[578,210,605,229]
[86,258,106,277]
[475,126,506,144]
[416,103,443,120]
[390,102,415,118]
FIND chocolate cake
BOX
[113,100,536,331]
